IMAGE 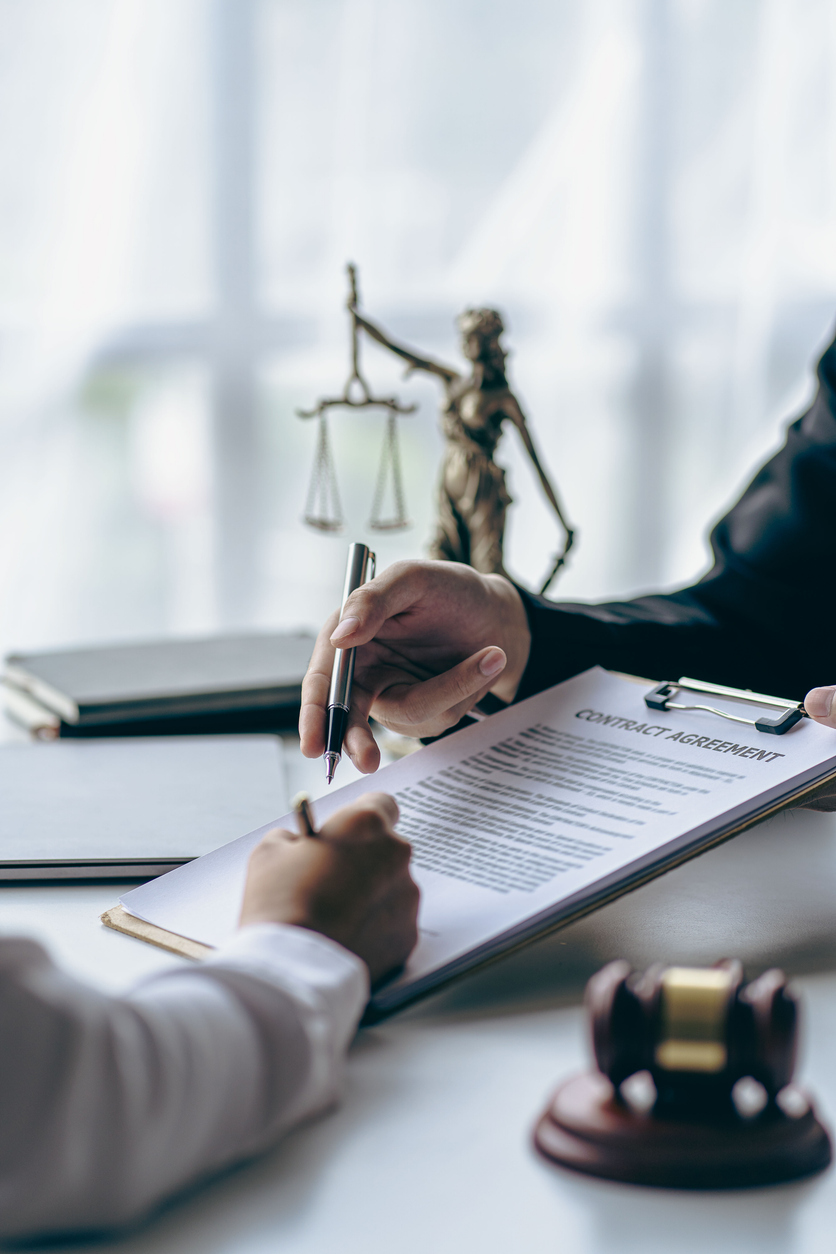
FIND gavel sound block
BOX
[534,960,832,1188]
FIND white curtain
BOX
[1,0,835,656]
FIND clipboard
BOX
[101,765,836,1017]
[101,904,212,960]
[643,676,807,735]
[101,671,836,1017]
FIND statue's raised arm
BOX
[349,298,460,386]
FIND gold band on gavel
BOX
[654,967,735,1073]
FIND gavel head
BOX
[586,959,798,1116]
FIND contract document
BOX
[118,668,836,1017]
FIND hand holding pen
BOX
[299,559,514,777]
[240,792,419,983]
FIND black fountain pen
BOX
[325,543,376,784]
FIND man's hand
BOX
[802,686,836,812]
[239,793,419,984]
[299,559,531,774]
[806,686,836,728]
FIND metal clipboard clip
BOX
[644,677,806,736]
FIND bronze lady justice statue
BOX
[350,295,576,593]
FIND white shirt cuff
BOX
[206,924,369,1123]
[211,923,368,1017]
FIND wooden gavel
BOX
[534,958,832,1188]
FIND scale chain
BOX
[304,412,344,532]
[369,412,409,531]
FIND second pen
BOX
[324,543,376,784]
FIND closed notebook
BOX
[0,735,286,880]
[3,632,313,731]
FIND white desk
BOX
[3,728,836,1254]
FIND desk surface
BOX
[3,725,836,1254]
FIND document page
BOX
[120,669,836,1009]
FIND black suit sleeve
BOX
[516,331,836,704]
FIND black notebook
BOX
[0,735,286,880]
[3,632,314,736]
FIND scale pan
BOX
[304,516,343,533]
[369,518,411,532]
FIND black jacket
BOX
[517,332,836,703]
